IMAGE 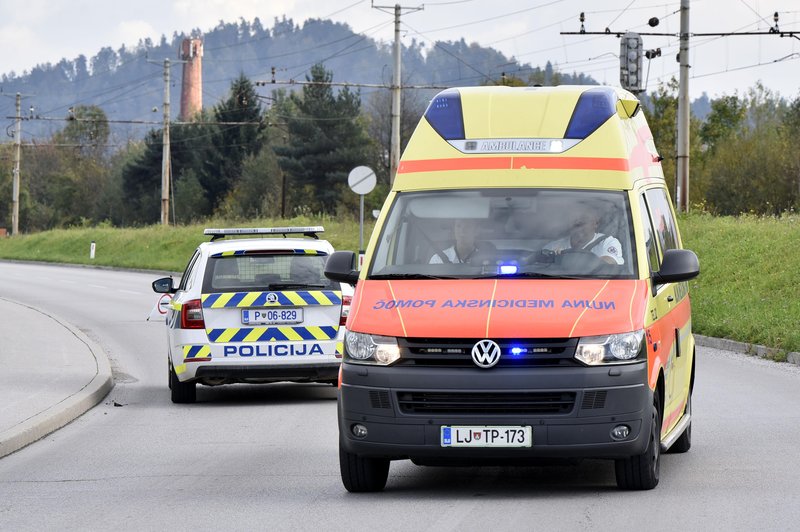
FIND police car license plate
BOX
[441,426,532,447]
[241,308,303,325]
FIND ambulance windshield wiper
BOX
[369,273,457,280]
[475,272,584,280]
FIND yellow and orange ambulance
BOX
[325,85,699,492]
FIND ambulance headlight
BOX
[575,330,645,365]
[344,331,401,366]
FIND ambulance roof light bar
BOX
[204,226,325,241]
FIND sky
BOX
[0,0,798,100]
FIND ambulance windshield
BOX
[369,189,636,280]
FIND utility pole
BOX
[161,58,171,226]
[391,4,401,186]
[11,93,21,236]
[676,0,691,212]
[149,54,186,226]
[372,2,423,186]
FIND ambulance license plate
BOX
[441,426,532,447]
[242,308,303,325]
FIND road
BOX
[1,261,799,531]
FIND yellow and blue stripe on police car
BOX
[206,325,339,343]
[183,345,211,359]
[201,290,342,308]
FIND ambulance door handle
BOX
[667,295,674,302]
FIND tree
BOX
[199,73,265,210]
[274,63,377,214]
[704,84,796,215]
[699,95,746,154]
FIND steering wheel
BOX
[559,249,607,271]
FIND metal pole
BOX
[390,4,402,187]
[161,59,171,225]
[359,194,365,253]
[676,0,690,212]
[11,93,21,235]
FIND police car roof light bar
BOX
[204,226,325,241]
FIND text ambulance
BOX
[325,85,699,492]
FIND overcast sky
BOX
[0,0,798,100]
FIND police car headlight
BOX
[344,331,401,366]
[575,330,645,365]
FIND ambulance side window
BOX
[644,188,679,265]
[638,195,659,273]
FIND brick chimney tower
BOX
[179,38,203,120]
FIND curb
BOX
[0,299,114,459]
[695,334,800,367]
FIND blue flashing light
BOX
[510,347,524,356]
[499,263,518,275]
[564,87,618,140]
[424,89,465,140]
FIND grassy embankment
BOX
[0,213,798,357]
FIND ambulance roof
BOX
[395,85,664,192]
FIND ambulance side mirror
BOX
[653,249,699,285]
[325,251,359,285]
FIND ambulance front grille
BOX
[397,338,580,368]
[397,391,576,415]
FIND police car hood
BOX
[348,279,648,338]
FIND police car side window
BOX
[638,195,659,273]
[178,250,201,292]
[644,188,679,265]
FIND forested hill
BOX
[0,16,596,142]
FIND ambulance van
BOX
[325,85,699,492]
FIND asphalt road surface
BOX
[1,262,799,531]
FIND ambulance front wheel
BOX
[169,362,196,404]
[339,443,389,492]
[614,394,661,490]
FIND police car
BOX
[152,226,351,403]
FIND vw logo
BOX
[266,293,279,304]
[471,339,501,369]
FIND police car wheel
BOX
[339,443,389,492]
[614,394,660,490]
[169,364,196,404]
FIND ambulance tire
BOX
[667,393,692,454]
[615,395,660,490]
[339,444,389,492]
[169,364,196,404]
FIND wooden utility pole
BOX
[11,93,21,235]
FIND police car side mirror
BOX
[152,277,177,294]
[324,251,359,285]
[653,249,699,285]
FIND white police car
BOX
[152,226,351,403]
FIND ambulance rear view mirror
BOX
[653,249,699,285]
[325,251,359,285]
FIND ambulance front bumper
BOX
[338,361,652,461]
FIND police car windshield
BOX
[368,188,637,280]
[203,254,336,293]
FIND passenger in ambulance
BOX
[543,208,624,265]
[429,218,494,264]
